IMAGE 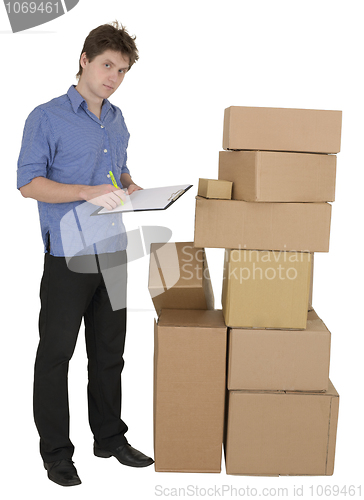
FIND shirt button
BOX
[101,125,104,128]
[104,149,108,153]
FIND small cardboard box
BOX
[228,309,330,391]
[218,150,336,202]
[154,309,227,472]
[194,196,331,252]
[224,380,339,476]
[222,249,311,329]
[198,178,233,200]
[149,242,214,314]
[223,106,342,153]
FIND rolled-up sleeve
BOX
[120,148,130,176]
[118,108,131,176]
[17,107,56,189]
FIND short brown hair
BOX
[76,21,139,79]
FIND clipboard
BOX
[92,184,193,215]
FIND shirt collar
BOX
[67,85,112,117]
[67,85,85,114]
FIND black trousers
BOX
[34,251,128,463]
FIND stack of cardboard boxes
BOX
[148,106,342,476]
[149,242,227,472]
[195,106,342,476]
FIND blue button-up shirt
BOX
[17,85,130,257]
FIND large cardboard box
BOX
[222,249,311,329]
[154,309,227,472]
[228,309,330,391]
[194,196,331,252]
[198,178,232,199]
[224,380,339,476]
[223,106,342,153]
[218,150,336,202]
[149,242,214,314]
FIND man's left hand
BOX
[127,183,143,195]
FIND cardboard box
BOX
[218,150,336,202]
[223,106,342,153]
[222,249,311,329]
[194,196,331,252]
[227,309,330,391]
[149,242,214,314]
[198,178,233,199]
[224,380,339,475]
[154,309,227,472]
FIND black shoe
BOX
[43,459,82,486]
[94,442,154,468]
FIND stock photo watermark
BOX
[3,0,79,32]
[179,247,311,283]
[224,249,311,283]
[154,483,363,497]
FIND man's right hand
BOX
[80,184,126,210]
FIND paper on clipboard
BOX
[93,184,193,215]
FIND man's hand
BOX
[80,184,126,211]
[127,183,143,195]
[120,173,142,195]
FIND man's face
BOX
[78,49,130,102]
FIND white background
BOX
[1,0,363,498]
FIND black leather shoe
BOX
[94,442,154,468]
[43,459,82,486]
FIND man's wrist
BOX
[78,185,90,201]
[120,173,134,189]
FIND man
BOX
[17,21,154,487]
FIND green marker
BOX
[109,170,124,205]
